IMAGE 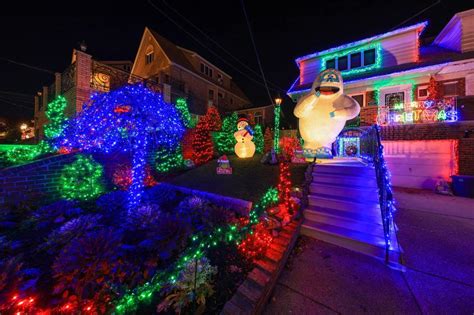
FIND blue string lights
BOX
[58,84,185,211]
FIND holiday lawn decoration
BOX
[213,112,238,155]
[216,155,232,174]
[294,69,360,158]
[58,84,185,211]
[253,124,264,154]
[291,148,306,163]
[234,117,255,158]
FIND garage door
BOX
[382,140,457,189]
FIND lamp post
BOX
[273,97,282,153]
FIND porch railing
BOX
[359,124,396,261]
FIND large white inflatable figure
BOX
[234,118,256,158]
[294,69,360,158]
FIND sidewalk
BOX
[265,189,474,314]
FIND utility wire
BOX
[240,0,274,105]
[0,97,34,110]
[161,0,285,92]
[147,0,283,95]
[0,57,55,75]
[390,0,441,31]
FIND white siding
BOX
[380,30,419,67]
[462,14,474,53]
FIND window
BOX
[326,58,336,69]
[338,56,348,71]
[417,86,428,100]
[351,94,364,107]
[218,92,223,99]
[201,63,213,78]
[385,92,405,109]
[217,73,223,85]
[254,111,263,125]
[363,49,376,66]
[350,52,362,68]
[208,89,214,100]
[443,82,457,96]
[145,46,155,65]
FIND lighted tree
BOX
[264,127,273,153]
[427,76,440,101]
[59,155,104,201]
[253,124,264,154]
[213,112,237,154]
[44,95,68,145]
[277,162,293,215]
[58,84,185,210]
[192,116,214,165]
[206,106,222,131]
[155,145,184,173]
[175,98,196,128]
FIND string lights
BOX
[253,124,264,154]
[59,155,104,201]
[57,84,185,210]
[44,95,68,145]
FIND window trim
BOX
[417,85,429,100]
[348,93,365,108]
[442,81,458,96]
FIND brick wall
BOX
[0,154,78,204]
[380,121,474,175]
[360,106,378,126]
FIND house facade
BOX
[131,27,250,115]
[34,28,250,140]
[288,8,474,188]
[235,104,275,128]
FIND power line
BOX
[390,0,441,31]
[161,0,286,92]
[0,57,55,75]
[147,0,284,95]
[0,97,34,110]
[240,0,274,105]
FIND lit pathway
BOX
[264,188,474,314]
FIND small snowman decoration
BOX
[234,117,255,158]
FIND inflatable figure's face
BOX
[312,69,343,100]
[237,121,248,130]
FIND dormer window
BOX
[145,46,154,65]
[200,63,213,78]
[322,43,381,75]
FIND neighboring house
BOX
[34,28,250,140]
[235,104,275,128]
[131,27,250,115]
[288,8,474,189]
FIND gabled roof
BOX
[295,21,428,65]
[147,28,250,104]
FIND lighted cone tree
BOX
[253,124,264,154]
[192,115,214,165]
[213,112,237,154]
[427,76,441,101]
[58,84,185,211]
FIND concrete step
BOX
[312,173,378,188]
[304,207,383,236]
[313,164,376,177]
[309,183,380,203]
[308,193,380,213]
[304,204,382,223]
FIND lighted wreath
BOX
[345,144,358,156]
[59,155,104,201]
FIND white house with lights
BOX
[288,8,474,189]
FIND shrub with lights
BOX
[155,145,185,173]
[58,84,185,210]
[44,95,68,146]
[253,124,264,154]
[213,112,237,155]
[192,115,214,165]
[59,154,104,201]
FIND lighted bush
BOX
[279,136,300,161]
[112,164,156,190]
[59,155,104,201]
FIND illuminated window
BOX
[91,72,111,92]
[443,82,457,96]
[385,92,405,109]
[364,49,376,65]
[201,63,213,78]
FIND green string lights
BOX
[59,155,104,201]
[273,105,281,153]
[213,112,238,155]
[253,124,264,154]
[44,95,68,143]
[155,145,184,173]
[113,187,278,313]
[175,98,196,128]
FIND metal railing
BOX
[359,124,396,261]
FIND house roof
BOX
[148,28,250,105]
[295,21,428,65]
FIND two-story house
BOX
[288,8,474,189]
[34,28,250,140]
[131,27,250,115]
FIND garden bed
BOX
[0,184,261,314]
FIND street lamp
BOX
[273,97,282,153]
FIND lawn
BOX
[167,154,308,203]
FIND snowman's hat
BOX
[237,117,249,124]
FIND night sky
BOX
[1,0,472,127]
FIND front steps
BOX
[302,159,404,270]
